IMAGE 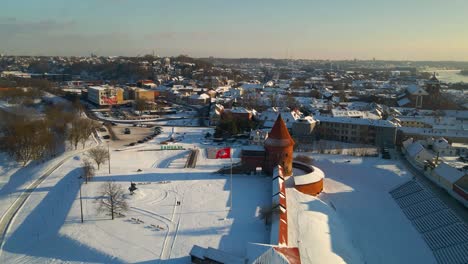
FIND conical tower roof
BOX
[264,114,295,147]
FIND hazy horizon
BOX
[2,0,468,61]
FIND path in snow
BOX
[155,151,190,168]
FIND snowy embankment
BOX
[288,154,436,264]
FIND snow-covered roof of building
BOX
[294,116,316,124]
[402,138,414,150]
[241,83,263,90]
[261,107,303,128]
[434,162,465,184]
[315,116,397,128]
[202,247,245,264]
[405,142,425,157]
[230,107,251,114]
[433,137,450,149]
[399,127,468,138]
[406,85,428,95]
[190,93,210,99]
[397,97,411,106]
[331,109,381,120]
[189,245,206,259]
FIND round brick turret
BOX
[264,114,295,176]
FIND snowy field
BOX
[0,126,271,263]
[288,154,436,264]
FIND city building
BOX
[87,86,124,106]
[314,116,398,148]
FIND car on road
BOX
[124,128,131,134]
[103,135,111,139]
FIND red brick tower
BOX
[264,114,295,176]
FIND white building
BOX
[87,86,123,106]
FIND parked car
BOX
[103,135,111,139]
[129,142,136,146]
[124,128,131,134]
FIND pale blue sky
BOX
[1,0,468,60]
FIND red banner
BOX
[215,147,231,159]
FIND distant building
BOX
[0,71,31,78]
[135,88,155,101]
[313,116,397,148]
[402,139,435,167]
[249,129,269,145]
[405,84,428,108]
[260,107,302,128]
[87,86,124,106]
[426,73,441,106]
[224,107,254,122]
[189,93,210,105]
[291,117,317,143]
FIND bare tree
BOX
[68,117,98,150]
[82,159,95,184]
[97,181,128,220]
[87,146,109,170]
[3,118,54,166]
[79,119,99,149]
[134,98,149,115]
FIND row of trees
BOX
[0,87,44,105]
[214,115,257,138]
[2,117,55,166]
[67,118,100,150]
[0,103,99,166]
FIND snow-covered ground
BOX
[0,126,270,263]
[287,154,436,264]
[0,124,438,263]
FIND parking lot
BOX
[100,124,161,148]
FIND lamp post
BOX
[230,152,233,210]
[79,182,84,223]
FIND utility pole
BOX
[230,151,233,210]
[79,183,84,223]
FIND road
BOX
[397,152,468,223]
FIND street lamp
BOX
[79,182,84,223]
